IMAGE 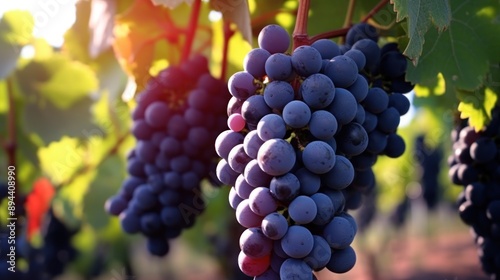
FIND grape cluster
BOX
[216,22,410,279]
[449,107,500,279]
[105,55,229,256]
[339,22,412,209]
[415,135,443,210]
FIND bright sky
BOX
[0,0,77,46]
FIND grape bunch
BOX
[449,107,500,279]
[216,22,410,279]
[338,22,412,209]
[105,55,229,256]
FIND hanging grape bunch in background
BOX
[216,18,412,277]
[3,0,499,279]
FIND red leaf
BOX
[25,178,55,240]
[112,0,183,89]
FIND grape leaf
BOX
[406,0,500,91]
[391,0,451,62]
[0,10,34,79]
[88,0,116,58]
[21,95,99,144]
[83,155,125,230]
[15,53,98,109]
[0,10,34,45]
[458,87,499,131]
[38,137,86,185]
[113,0,184,89]
[212,0,252,44]
[151,0,194,9]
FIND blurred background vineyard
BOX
[0,0,491,279]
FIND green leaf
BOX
[38,137,85,185]
[458,87,499,131]
[22,95,100,144]
[391,0,451,61]
[53,169,97,229]
[83,155,125,230]
[15,53,99,109]
[0,10,34,45]
[406,0,500,91]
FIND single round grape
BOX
[324,55,359,88]
[228,113,246,132]
[240,227,273,258]
[384,133,406,158]
[261,212,288,240]
[263,81,295,110]
[289,195,318,224]
[309,110,338,140]
[326,246,356,273]
[244,48,271,78]
[238,250,271,277]
[323,216,355,249]
[377,107,400,133]
[322,156,354,190]
[281,225,314,258]
[257,114,287,141]
[327,88,357,125]
[257,139,296,176]
[265,53,293,81]
[336,122,369,156]
[236,199,264,228]
[249,187,278,216]
[242,95,272,125]
[299,73,336,109]
[269,172,301,202]
[258,24,290,54]
[311,39,340,59]
[145,101,170,128]
[282,100,312,128]
[291,45,323,77]
[302,141,336,174]
[228,71,258,99]
[363,87,389,114]
[244,159,273,188]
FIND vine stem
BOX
[292,0,311,50]
[220,19,234,81]
[181,0,202,62]
[343,0,356,27]
[4,78,21,235]
[361,0,389,23]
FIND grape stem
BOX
[181,0,202,62]
[292,0,389,47]
[361,0,389,23]
[292,0,311,50]
[220,19,235,81]
[343,0,356,27]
